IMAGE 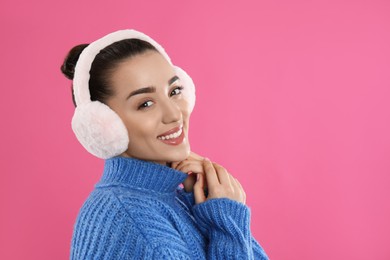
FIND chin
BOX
[164,145,190,163]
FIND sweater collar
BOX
[96,156,188,193]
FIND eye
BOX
[170,86,183,97]
[138,100,154,110]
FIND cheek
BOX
[126,120,154,140]
[123,114,159,140]
[178,99,191,119]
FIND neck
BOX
[119,153,169,167]
[97,156,188,194]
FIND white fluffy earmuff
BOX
[72,29,196,159]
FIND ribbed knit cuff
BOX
[192,198,251,239]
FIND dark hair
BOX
[61,39,158,106]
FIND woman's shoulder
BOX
[71,187,192,259]
[76,186,163,217]
[74,186,181,229]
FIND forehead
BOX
[110,50,175,93]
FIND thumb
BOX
[171,161,180,169]
[194,173,206,204]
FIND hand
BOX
[194,159,246,205]
[172,151,205,192]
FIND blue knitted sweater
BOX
[70,157,268,259]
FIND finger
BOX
[234,177,243,191]
[172,152,198,169]
[235,178,246,204]
[173,155,200,170]
[171,161,182,169]
[228,174,238,191]
[212,162,231,186]
[172,159,188,169]
[194,174,206,204]
[232,177,246,204]
[203,159,219,187]
[183,173,196,192]
[176,162,204,174]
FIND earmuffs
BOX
[72,29,196,159]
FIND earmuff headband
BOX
[73,29,172,106]
[71,29,195,159]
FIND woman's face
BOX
[106,50,191,165]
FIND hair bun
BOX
[61,44,89,80]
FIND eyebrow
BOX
[127,86,156,99]
[126,75,180,99]
[168,75,179,85]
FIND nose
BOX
[161,98,182,124]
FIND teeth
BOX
[158,128,182,140]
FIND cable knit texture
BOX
[70,157,269,259]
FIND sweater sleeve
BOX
[71,190,197,259]
[192,198,269,260]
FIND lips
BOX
[157,126,185,145]
[157,126,182,138]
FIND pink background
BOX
[1,0,389,259]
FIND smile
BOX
[157,126,185,145]
[157,128,182,140]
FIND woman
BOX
[61,29,268,259]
